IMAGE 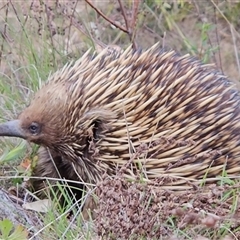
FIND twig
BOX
[118,0,129,30]
[85,0,139,49]
[117,0,138,49]
[131,0,141,43]
[85,0,128,33]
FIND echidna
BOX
[1,43,240,198]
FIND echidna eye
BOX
[29,122,40,135]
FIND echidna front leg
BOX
[30,146,84,205]
[30,147,59,198]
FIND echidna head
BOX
[0,82,69,145]
[0,79,115,162]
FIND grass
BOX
[0,0,240,239]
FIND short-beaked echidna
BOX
[1,43,240,196]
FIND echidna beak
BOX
[0,120,26,139]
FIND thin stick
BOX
[118,0,138,49]
[85,0,128,33]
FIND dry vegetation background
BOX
[0,0,240,239]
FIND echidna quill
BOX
[1,43,240,200]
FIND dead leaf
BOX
[22,199,52,213]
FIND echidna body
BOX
[1,43,240,194]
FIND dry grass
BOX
[0,0,240,239]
